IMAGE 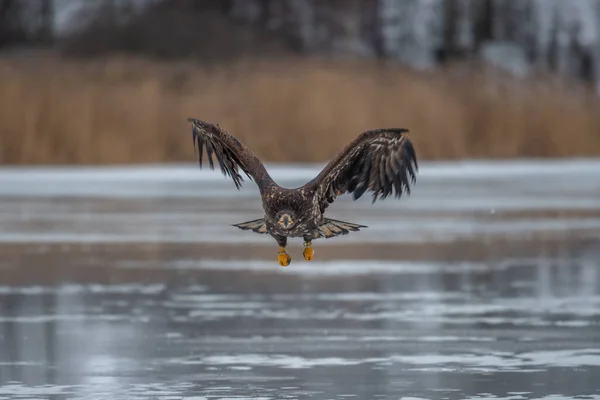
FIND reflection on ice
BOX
[0,258,599,398]
[0,283,166,295]
[184,348,600,371]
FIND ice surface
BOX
[0,159,598,245]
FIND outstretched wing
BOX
[307,128,418,213]
[188,118,273,190]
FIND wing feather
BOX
[188,118,273,191]
[307,128,418,213]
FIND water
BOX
[0,159,599,400]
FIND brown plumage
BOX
[188,118,418,266]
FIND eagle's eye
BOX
[277,213,294,229]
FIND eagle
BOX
[188,118,418,266]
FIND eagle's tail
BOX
[314,218,367,239]
[232,218,267,234]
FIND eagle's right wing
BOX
[188,118,274,190]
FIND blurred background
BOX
[1,1,600,399]
[1,0,600,164]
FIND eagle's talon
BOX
[303,242,314,261]
[278,248,291,267]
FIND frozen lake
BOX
[0,159,599,400]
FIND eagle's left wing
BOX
[307,128,418,213]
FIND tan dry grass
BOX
[1,54,599,165]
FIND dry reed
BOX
[1,54,599,165]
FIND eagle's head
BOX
[276,211,296,230]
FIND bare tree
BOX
[0,0,26,48]
[0,0,54,49]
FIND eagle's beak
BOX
[279,214,293,228]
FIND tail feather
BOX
[315,218,367,239]
[233,217,366,238]
[232,218,267,234]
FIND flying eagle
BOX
[188,118,418,266]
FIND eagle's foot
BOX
[303,241,314,261]
[278,247,291,267]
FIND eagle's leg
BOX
[275,235,291,267]
[303,236,314,261]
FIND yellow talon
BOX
[303,241,314,261]
[278,247,291,267]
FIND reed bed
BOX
[1,55,599,165]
